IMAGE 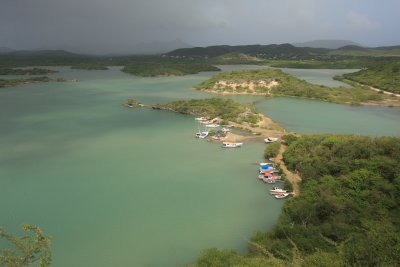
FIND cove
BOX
[0,67,282,267]
[0,66,398,266]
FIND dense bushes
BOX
[341,61,400,94]
[191,135,400,266]
[264,142,280,158]
[154,98,262,124]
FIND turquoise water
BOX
[279,68,358,87]
[256,97,400,136]
[0,66,399,266]
[0,67,282,267]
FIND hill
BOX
[0,47,14,54]
[5,49,81,57]
[167,43,322,59]
[293,39,362,49]
[129,39,192,55]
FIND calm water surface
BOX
[0,66,398,266]
[0,67,281,267]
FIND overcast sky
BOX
[1,0,399,54]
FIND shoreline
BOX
[198,88,400,107]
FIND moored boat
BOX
[274,193,290,199]
[262,178,276,184]
[259,162,274,166]
[221,142,243,148]
[195,131,209,139]
[264,137,279,143]
[259,165,276,172]
[270,187,288,194]
[195,117,208,121]
[205,124,220,128]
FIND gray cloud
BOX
[1,0,399,54]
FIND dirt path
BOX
[275,143,302,196]
[368,85,400,97]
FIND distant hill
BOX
[330,45,400,56]
[167,43,323,59]
[293,40,362,49]
[129,39,192,55]
[0,47,14,54]
[337,45,368,51]
[6,49,81,57]
[374,45,400,51]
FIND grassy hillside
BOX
[195,69,393,105]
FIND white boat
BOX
[221,142,243,148]
[259,165,276,172]
[270,187,288,194]
[264,137,279,143]
[195,131,209,139]
[221,127,231,132]
[262,178,276,184]
[205,124,220,128]
[259,162,274,166]
[195,117,208,121]
[274,193,290,199]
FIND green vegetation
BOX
[210,52,261,65]
[0,76,51,88]
[0,224,51,267]
[191,135,400,266]
[153,98,262,125]
[264,142,281,158]
[0,68,57,75]
[124,99,143,108]
[122,61,219,76]
[195,69,398,105]
[340,61,400,94]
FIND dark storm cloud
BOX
[1,0,399,54]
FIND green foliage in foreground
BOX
[153,98,261,124]
[191,135,400,266]
[0,68,57,75]
[341,61,400,94]
[195,69,390,105]
[264,142,280,158]
[0,224,51,267]
[122,61,220,77]
[0,76,50,88]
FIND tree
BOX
[0,225,51,267]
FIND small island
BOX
[0,76,51,88]
[122,61,220,77]
[194,69,400,107]
[0,67,57,75]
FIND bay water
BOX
[0,66,398,266]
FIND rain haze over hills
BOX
[1,0,400,54]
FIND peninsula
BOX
[194,69,400,107]
[126,98,284,141]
